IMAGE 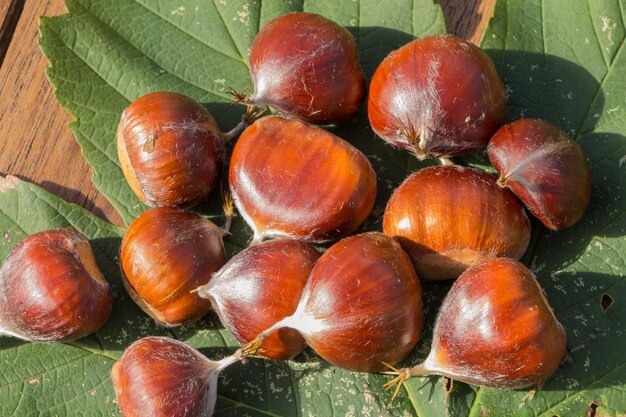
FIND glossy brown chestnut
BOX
[248,12,366,124]
[196,239,320,360]
[120,207,225,325]
[0,228,112,342]
[368,34,505,159]
[385,258,566,392]
[117,91,223,207]
[229,116,377,243]
[112,336,256,417]
[488,119,592,230]
[247,233,423,372]
[383,165,531,280]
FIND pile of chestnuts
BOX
[0,11,593,417]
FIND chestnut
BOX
[117,91,224,207]
[229,116,377,244]
[247,12,366,124]
[196,239,320,360]
[112,336,259,417]
[368,34,505,160]
[120,207,225,326]
[383,165,531,280]
[385,258,566,395]
[0,228,112,342]
[245,232,423,372]
[487,118,592,230]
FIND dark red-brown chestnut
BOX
[246,232,423,372]
[368,34,505,160]
[385,258,566,396]
[120,207,225,326]
[112,336,257,417]
[383,165,531,280]
[488,118,592,230]
[248,12,366,124]
[196,239,320,360]
[117,91,223,207]
[229,116,377,244]
[0,228,112,341]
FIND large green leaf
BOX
[426,1,625,416]
[0,175,424,416]
[38,0,445,226]
[8,0,621,415]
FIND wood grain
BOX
[0,0,493,228]
[0,0,122,225]
[438,0,496,44]
[0,0,25,66]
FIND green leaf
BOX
[30,1,451,416]
[0,175,426,416]
[25,0,625,415]
[454,1,625,416]
[38,0,445,226]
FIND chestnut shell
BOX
[290,232,423,372]
[112,337,220,417]
[197,239,319,360]
[488,118,592,230]
[117,91,223,207]
[229,116,377,243]
[383,165,531,280]
[423,258,566,388]
[120,207,225,325]
[249,12,366,124]
[0,228,112,341]
[368,34,505,158]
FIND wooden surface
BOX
[0,0,493,227]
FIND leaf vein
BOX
[575,36,626,139]
[535,360,626,417]
[0,353,91,390]
[130,0,246,65]
[210,0,248,62]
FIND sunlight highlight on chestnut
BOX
[117,91,223,207]
[488,118,592,230]
[120,207,225,326]
[0,228,112,342]
[196,239,320,360]
[229,116,377,243]
[248,12,366,124]
[383,165,531,280]
[246,232,423,372]
[368,34,505,159]
[385,258,566,394]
